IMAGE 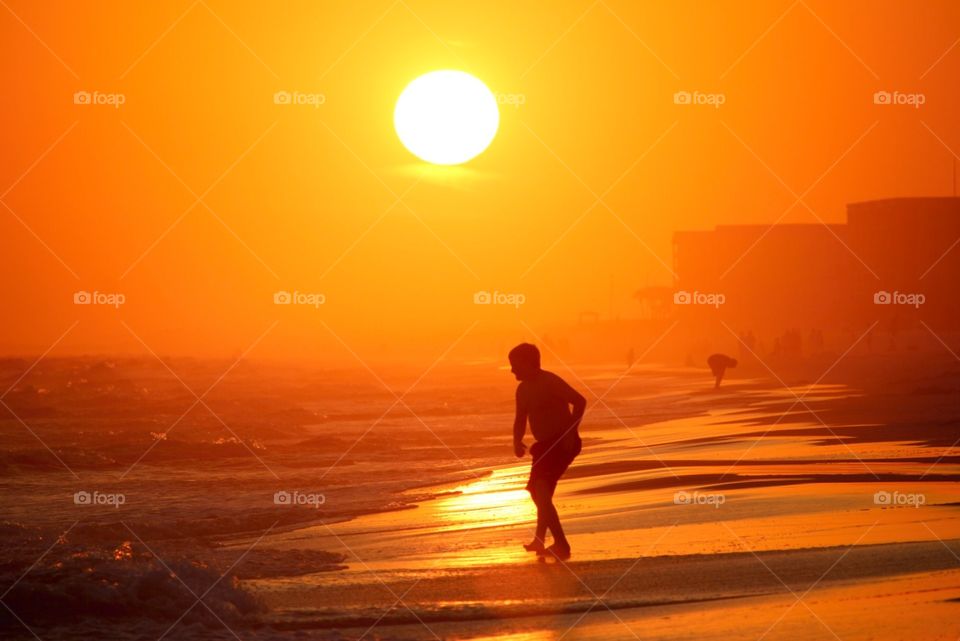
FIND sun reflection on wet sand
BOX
[436,474,534,530]
[449,631,558,641]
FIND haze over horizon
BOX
[4,0,960,360]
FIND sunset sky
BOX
[3,0,959,360]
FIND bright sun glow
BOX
[394,70,499,165]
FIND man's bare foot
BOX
[544,543,571,560]
[524,539,546,553]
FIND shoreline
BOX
[1,358,958,639]
[258,539,960,635]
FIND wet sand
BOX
[240,370,960,639]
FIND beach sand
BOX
[1,357,958,639]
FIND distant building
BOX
[672,197,960,334]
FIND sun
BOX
[394,70,499,165]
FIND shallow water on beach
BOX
[242,377,960,636]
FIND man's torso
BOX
[517,370,577,444]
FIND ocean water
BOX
[2,357,958,640]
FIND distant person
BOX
[509,343,586,561]
[707,353,737,389]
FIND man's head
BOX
[508,343,541,381]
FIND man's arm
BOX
[570,390,586,427]
[513,388,528,458]
[559,378,587,433]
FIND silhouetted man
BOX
[509,343,586,560]
[707,353,737,389]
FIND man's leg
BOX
[526,485,547,549]
[534,501,547,542]
[533,479,568,550]
[524,473,548,551]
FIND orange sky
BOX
[2,0,959,361]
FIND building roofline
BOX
[847,196,960,208]
[674,223,846,238]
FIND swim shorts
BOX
[526,435,582,494]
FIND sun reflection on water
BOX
[436,470,534,531]
[451,630,558,641]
